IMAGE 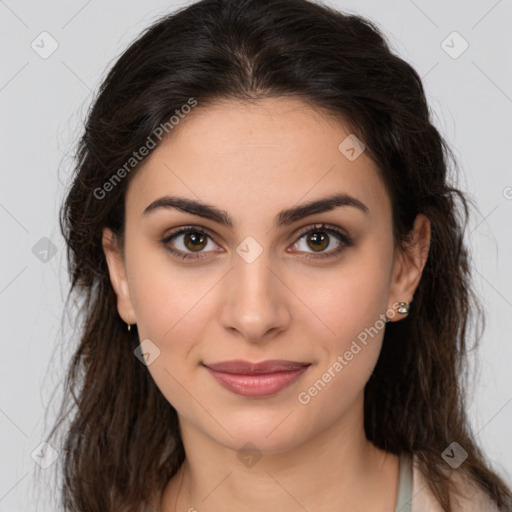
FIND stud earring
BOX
[385,301,411,323]
[397,301,410,314]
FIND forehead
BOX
[125,97,391,226]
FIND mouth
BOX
[202,359,311,397]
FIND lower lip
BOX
[204,366,309,397]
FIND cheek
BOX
[294,333,383,436]
[126,251,221,385]
[127,245,214,340]
[296,263,390,414]
[301,284,386,399]
[128,262,211,414]
[303,244,392,346]
[294,243,392,394]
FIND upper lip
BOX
[203,359,311,374]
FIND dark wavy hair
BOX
[40,0,512,510]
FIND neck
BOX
[160,395,399,512]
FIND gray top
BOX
[395,452,413,512]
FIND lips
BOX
[202,359,311,397]
[203,359,310,374]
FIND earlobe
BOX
[387,214,431,320]
[102,228,137,325]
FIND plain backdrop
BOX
[0,0,511,510]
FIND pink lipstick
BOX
[203,359,310,397]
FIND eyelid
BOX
[292,222,349,241]
[162,225,216,246]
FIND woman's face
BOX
[103,97,428,453]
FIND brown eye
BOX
[305,231,329,252]
[183,231,208,252]
[162,227,220,260]
[289,223,353,260]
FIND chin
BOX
[208,412,315,455]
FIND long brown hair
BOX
[41,0,512,510]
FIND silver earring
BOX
[127,323,131,332]
[385,301,411,323]
[397,301,410,314]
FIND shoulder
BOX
[410,454,501,512]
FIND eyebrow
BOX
[142,192,369,228]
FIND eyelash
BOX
[161,223,353,262]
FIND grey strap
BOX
[394,453,413,512]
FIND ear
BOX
[387,213,431,320]
[102,227,137,325]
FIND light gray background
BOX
[1,0,511,510]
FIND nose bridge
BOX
[220,241,289,340]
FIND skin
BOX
[102,97,431,512]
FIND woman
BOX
[46,0,512,510]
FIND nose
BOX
[219,248,292,343]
